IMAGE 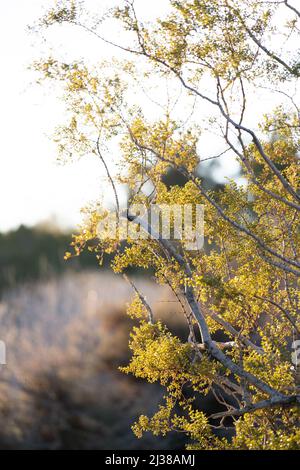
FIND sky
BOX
[0,0,297,233]
[0,0,114,232]
[0,0,172,233]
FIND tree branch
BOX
[208,312,265,355]
[96,136,120,215]
[211,394,300,419]
[125,212,284,398]
[284,0,300,19]
[126,132,300,275]
[123,273,154,324]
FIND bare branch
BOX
[96,136,120,215]
[254,295,300,334]
[197,341,237,351]
[211,394,300,419]
[123,273,154,324]
[126,131,300,275]
[243,24,299,77]
[208,312,265,355]
[284,0,300,18]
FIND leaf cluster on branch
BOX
[35,0,300,449]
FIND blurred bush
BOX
[0,225,100,293]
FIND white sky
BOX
[0,0,297,233]
[0,0,173,233]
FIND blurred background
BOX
[0,225,187,449]
[0,168,232,450]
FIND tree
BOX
[35,0,300,449]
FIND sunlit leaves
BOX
[37,0,300,450]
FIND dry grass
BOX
[0,271,187,449]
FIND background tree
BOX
[35,0,300,449]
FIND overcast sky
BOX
[0,0,297,233]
